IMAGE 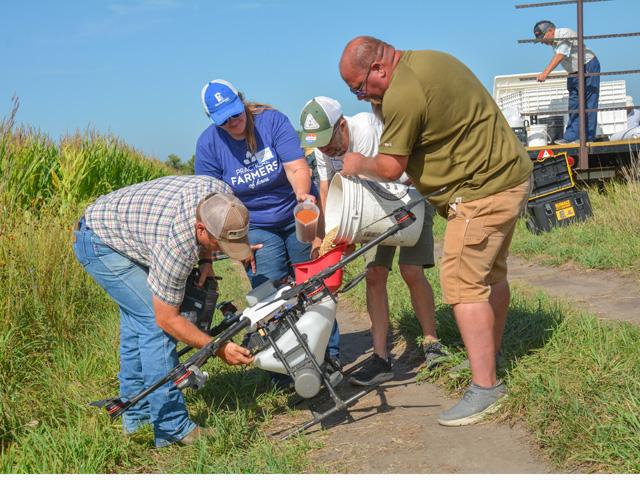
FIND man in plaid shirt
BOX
[73,175,254,447]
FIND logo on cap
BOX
[213,92,228,106]
[304,114,320,130]
[304,134,317,144]
[224,225,249,240]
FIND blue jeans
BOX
[565,56,601,142]
[247,221,340,359]
[73,219,196,447]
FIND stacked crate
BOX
[525,153,593,234]
[494,74,628,137]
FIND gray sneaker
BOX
[438,382,507,426]
[422,341,449,370]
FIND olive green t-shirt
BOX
[378,50,532,216]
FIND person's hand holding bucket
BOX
[310,237,322,260]
[341,152,364,177]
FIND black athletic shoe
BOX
[422,341,449,370]
[348,353,394,386]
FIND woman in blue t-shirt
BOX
[194,79,339,367]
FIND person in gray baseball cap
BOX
[534,20,601,143]
[72,175,256,447]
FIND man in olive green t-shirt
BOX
[339,35,532,427]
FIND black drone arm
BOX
[90,313,250,419]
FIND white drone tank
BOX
[252,295,337,374]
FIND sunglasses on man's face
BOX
[218,112,243,127]
[350,63,374,98]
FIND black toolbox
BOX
[525,189,592,235]
[529,152,575,200]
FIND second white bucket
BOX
[325,174,425,247]
[527,124,549,147]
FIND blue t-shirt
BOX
[195,109,305,227]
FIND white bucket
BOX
[325,174,425,247]
[504,106,525,128]
[527,124,549,147]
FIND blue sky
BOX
[2,0,638,162]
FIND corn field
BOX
[0,97,172,216]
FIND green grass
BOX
[3,99,638,473]
[510,174,640,273]
[505,311,640,472]
[430,165,640,275]
[341,255,640,473]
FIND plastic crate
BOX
[526,189,592,235]
[530,152,576,200]
[493,74,628,136]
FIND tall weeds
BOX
[509,153,640,273]
[0,208,118,449]
[0,98,174,457]
[604,152,640,236]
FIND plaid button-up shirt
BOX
[85,175,232,305]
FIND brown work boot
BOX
[178,426,215,446]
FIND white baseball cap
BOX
[626,95,634,108]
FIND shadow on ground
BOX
[193,288,565,439]
[398,292,566,387]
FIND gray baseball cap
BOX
[198,193,251,261]
[534,20,555,39]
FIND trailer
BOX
[526,138,640,181]
[493,72,639,180]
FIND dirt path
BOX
[296,252,640,473]
[508,256,640,326]
[303,303,550,474]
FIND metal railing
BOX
[515,0,639,169]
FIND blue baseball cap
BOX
[201,79,245,126]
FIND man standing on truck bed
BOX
[534,20,601,144]
[338,35,532,427]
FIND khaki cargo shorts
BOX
[440,179,531,305]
